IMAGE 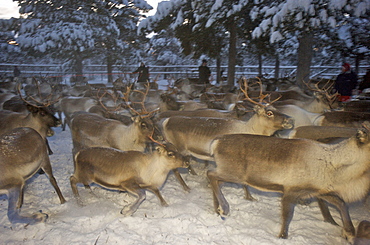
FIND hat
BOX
[202,59,207,63]
[342,63,351,71]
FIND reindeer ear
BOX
[356,129,368,144]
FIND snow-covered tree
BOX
[139,0,253,86]
[0,18,23,64]
[251,0,370,85]
[15,0,152,83]
[146,29,185,65]
[334,13,370,72]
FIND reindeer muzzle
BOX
[282,117,294,130]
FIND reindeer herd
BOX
[1,75,370,244]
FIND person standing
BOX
[132,62,149,83]
[198,59,211,84]
[334,63,358,102]
[13,66,21,77]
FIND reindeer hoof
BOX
[217,206,229,218]
[341,228,355,243]
[161,202,169,207]
[120,206,135,216]
[30,211,48,224]
[278,232,288,239]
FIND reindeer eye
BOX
[40,111,46,116]
[266,111,274,117]
[141,122,147,129]
[167,152,174,157]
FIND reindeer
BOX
[0,85,61,154]
[69,84,160,156]
[70,143,189,216]
[0,127,65,224]
[56,96,98,130]
[208,129,370,241]
[161,79,293,161]
[272,80,339,113]
[159,79,294,191]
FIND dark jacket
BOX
[133,65,149,83]
[335,71,358,96]
[13,67,21,77]
[199,65,211,84]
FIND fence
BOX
[0,63,369,84]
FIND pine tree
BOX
[15,0,152,83]
[251,0,370,86]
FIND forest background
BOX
[0,0,369,86]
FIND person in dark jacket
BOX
[334,63,358,102]
[13,66,21,77]
[198,59,211,84]
[132,62,149,83]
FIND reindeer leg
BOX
[279,191,297,239]
[318,193,355,242]
[62,117,66,131]
[184,155,197,175]
[243,185,257,201]
[120,181,146,216]
[145,186,168,207]
[46,138,53,155]
[70,175,84,206]
[7,186,48,224]
[41,158,66,204]
[188,164,197,175]
[317,198,338,226]
[172,169,191,192]
[207,170,229,217]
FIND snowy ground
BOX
[1,125,370,245]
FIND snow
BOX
[1,81,370,244]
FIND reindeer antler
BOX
[17,82,60,108]
[304,79,338,107]
[123,82,159,118]
[96,88,123,112]
[239,77,280,106]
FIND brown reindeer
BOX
[208,130,370,241]
[70,143,189,216]
[0,127,65,224]
[0,85,61,155]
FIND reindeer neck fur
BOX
[139,152,169,188]
[22,112,45,137]
[113,121,146,151]
[322,136,370,202]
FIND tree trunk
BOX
[355,55,361,75]
[258,53,262,77]
[296,32,314,87]
[74,53,84,85]
[216,57,221,84]
[227,18,237,87]
[107,54,113,84]
[274,53,280,79]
